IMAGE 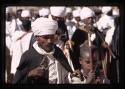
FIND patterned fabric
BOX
[33,41,59,83]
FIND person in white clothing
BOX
[72,8,81,29]
[96,6,115,47]
[65,7,76,40]
[10,18,33,75]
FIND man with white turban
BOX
[72,9,81,25]
[12,18,73,84]
[16,9,31,31]
[50,6,75,71]
[72,8,82,31]
[50,6,69,51]
[65,7,76,40]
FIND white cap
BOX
[80,7,95,20]
[50,6,66,17]
[39,8,50,17]
[102,6,112,14]
[66,7,72,13]
[112,8,119,16]
[21,10,31,17]
[73,9,81,17]
[32,18,58,36]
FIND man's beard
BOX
[39,43,54,52]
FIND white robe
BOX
[6,21,12,50]
[10,30,33,74]
[96,14,115,45]
[65,19,76,40]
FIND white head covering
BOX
[66,7,72,13]
[73,9,81,17]
[21,10,31,17]
[32,18,58,36]
[50,6,66,17]
[39,8,50,17]
[101,6,112,14]
[80,7,95,20]
[112,7,119,16]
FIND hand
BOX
[86,70,95,84]
[28,66,45,77]
[70,70,83,84]
[70,70,81,79]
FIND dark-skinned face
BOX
[51,15,64,21]
[80,56,92,72]
[74,17,81,22]
[66,13,73,20]
[36,35,55,52]
[82,17,94,26]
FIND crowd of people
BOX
[5,6,120,84]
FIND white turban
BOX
[112,8,119,16]
[80,7,95,20]
[50,6,66,17]
[102,6,112,14]
[39,8,50,17]
[66,7,72,13]
[73,9,81,17]
[21,10,31,17]
[32,18,58,36]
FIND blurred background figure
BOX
[15,9,23,31]
[72,8,81,29]
[65,7,76,40]
[50,6,68,50]
[39,8,50,18]
[50,6,75,71]
[94,6,119,84]
[5,7,15,83]
[12,18,73,84]
[71,7,95,70]
[10,9,33,78]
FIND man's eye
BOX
[43,36,48,39]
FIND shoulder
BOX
[22,47,41,59]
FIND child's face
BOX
[80,57,92,71]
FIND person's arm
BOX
[86,70,95,84]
